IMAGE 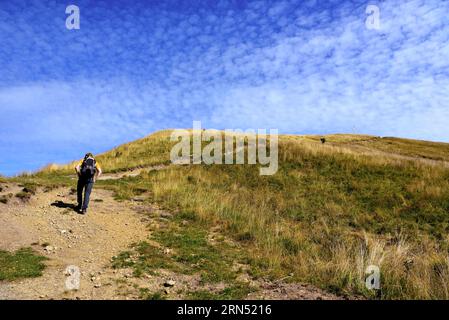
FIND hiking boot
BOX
[81,209,87,215]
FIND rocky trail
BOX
[0,178,342,300]
[0,184,150,299]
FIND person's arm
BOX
[94,163,102,182]
[75,161,82,176]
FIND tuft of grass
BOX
[20,183,37,195]
[14,182,40,201]
[139,288,166,300]
[112,244,175,277]
[0,248,48,281]
[0,193,12,204]
[15,191,32,201]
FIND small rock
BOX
[163,280,176,287]
[44,245,54,252]
[94,283,101,288]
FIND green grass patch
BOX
[112,243,176,277]
[153,218,243,284]
[112,210,251,298]
[0,248,48,281]
[139,288,167,300]
[113,218,245,284]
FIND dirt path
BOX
[339,142,449,168]
[0,185,150,300]
[97,164,167,181]
[0,181,343,300]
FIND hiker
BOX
[75,153,102,214]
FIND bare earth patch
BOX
[0,184,148,299]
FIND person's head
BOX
[84,152,94,160]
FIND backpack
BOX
[81,158,96,179]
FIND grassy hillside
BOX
[16,131,449,299]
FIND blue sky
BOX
[1,0,449,175]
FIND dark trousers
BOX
[77,178,94,211]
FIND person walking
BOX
[75,153,102,214]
